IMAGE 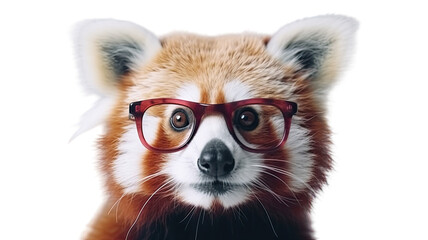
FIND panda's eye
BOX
[170,109,190,131]
[234,107,259,131]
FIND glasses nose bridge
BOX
[200,103,229,119]
[194,103,235,144]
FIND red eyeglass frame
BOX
[129,98,298,153]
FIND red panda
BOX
[74,15,357,240]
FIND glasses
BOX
[129,98,297,153]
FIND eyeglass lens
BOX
[142,104,196,150]
[141,103,285,151]
[233,104,285,150]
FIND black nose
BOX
[198,139,235,177]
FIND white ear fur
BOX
[267,15,358,95]
[74,19,162,96]
[72,19,161,140]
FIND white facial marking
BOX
[177,186,214,209]
[176,83,201,102]
[113,125,147,193]
[141,114,160,145]
[224,80,253,102]
[286,118,314,191]
[218,188,251,208]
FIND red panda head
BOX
[75,16,357,228]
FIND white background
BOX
[1,1,427,239]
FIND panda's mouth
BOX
[192,180,241,195]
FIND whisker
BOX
[251,164,317,195]
[201,210,206,225]
[252,178,292,206]
[258,158,314,170]
[241,184,278,237]
[252,192,278,238]
[253,169,301,205]
[194,209,203,240]
[231,204,247,225]
[256,169,291,190]
[255,158,321,183]
[108,193,126,216]
[125,179,174,240]
[136,171,165,184]
[257,178,290,198]
[118,170,164,190]
[107,171,166,223]
[108,193,127,223]
[236,205,247,221]
[185,205,198,230]
[180,206,197,224]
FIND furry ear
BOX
[72,19,161,140]
[75,19,162,96]
[267,15,358,96]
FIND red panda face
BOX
[74,16,357,236]
[106,34,321,210]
